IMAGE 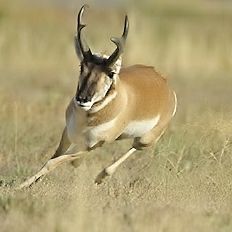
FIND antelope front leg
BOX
[95,147,137,184]
[17,147,85,189]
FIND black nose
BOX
[76,95,90,103]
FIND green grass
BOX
[0,0,232,231]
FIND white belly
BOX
[85,118,117,148]
[123,115,160,137]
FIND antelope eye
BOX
[108,72,115,79]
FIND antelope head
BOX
[74,5,129,111]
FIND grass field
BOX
[0,0,232,231]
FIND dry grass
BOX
[0,0,232,231]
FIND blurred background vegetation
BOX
[0,0,232,231]
[1,0,232,74]
[0,0,231,111]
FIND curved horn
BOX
[106,15,129,67]
[74,4,92,61]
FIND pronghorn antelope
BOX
[19,5,177,189]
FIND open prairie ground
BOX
[0,0,232,231]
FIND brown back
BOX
[119,65,172,120]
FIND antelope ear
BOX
[111,57,122,75]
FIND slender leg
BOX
[17,127,85,189]
[51,127,71,158]
[17,150,85,189]
[95,148,137,184]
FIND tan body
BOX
[19,65,176,188]
[67,65,176,150]
[18,6,177,188]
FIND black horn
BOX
[74,4,92,61]
[106,15,129,67]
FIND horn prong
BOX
[106,15,129,67]
[75,4,92,61]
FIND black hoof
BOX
[95,169,109,185]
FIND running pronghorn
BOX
[19,5,177,189]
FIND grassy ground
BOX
[0,0,232,231]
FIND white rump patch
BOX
[123,115,160,137]
[172,92,177,117]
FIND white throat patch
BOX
[89,90,117,114]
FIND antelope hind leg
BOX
[95,147,137,184]
[95,123,168,185]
